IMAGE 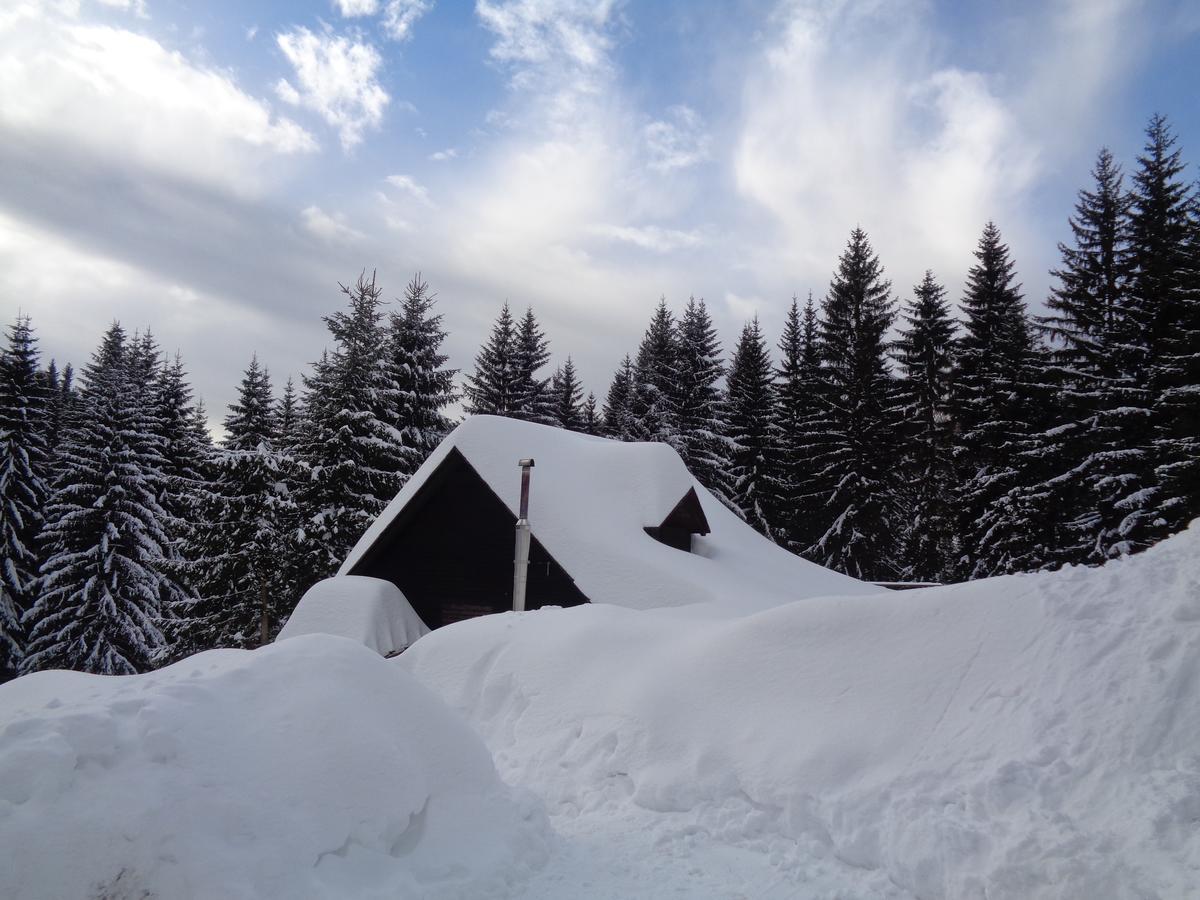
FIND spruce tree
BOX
[549,357,584,431]
[187,357,294,650]
[603,354,637,439]
[1035,148,1138,563]
[674,297,731,500]
[464,303,519,416]
[808,228,899,580]
[773,294,824,555]
[893,272,957,581]
[582,392,600,435]
[382,273,457,478]
[953,223,1047,578]
[513,307,553,423]
[277,377,302,449]
[23,324,170,674]
[295,273,399,588]
[724,317,777,536]
[629,299,680,442]
[0,317,50,679]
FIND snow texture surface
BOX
[0,635,549,899]
[277,575,430,654]
[341,415,874,612]
[401,521,1200,899]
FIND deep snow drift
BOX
[278,575,429,656]
[0,635,549,900]
[401,522,1200,899]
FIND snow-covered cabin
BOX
[336,416,874,630]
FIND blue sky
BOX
[1,0,1197,425]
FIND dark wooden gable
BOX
[346,448,589,629]
[643,486,711,552]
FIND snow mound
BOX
[342,415,873,613]
[401,522,1200,899]
[277,575,430,655]
[0,635,549,900]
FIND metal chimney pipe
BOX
[513,458,535,612]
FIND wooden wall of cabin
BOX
[349,453,589,629]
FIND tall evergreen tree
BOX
[674,297,731,500]
[277,377,302,449]
[629,299,680,442]
[808,228,899,580]
[0,317,50,679]
[1035,148,1138,563]
[464,303,519,416]
[724,317,777,536]
[187,357,294,651]
[773,294,824,555]
[603,354,637,439]
[582,392,600,435]
[549,357,584,431]
[23,324,170,674]
[382,273,458,478]
[513,307,554,423]
[893,272,957,581]
[953,222,1047,578]
[294,273,399,588]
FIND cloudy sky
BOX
[1,0,1197,425]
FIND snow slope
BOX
[341,415,873,613]
[401,521,1200,899]
[278,575,429,655]
[0,635,549,900]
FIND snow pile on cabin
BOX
[0,635,550,900]
[401,521,1200,899]
[342,414,873,613]
[277,575,429,655]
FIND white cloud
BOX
[275,26,389,151]
[301,205,366,243]
[246,24,258,41]
[334,0,378,15]
[332,0,432,41]
[385,174,434,207]
[592,224,705,253]
[0,12,316,196]
[644,105,710,173]
[95,0,147,17]
[428,147,458,161]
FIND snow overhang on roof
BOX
[341,415,876,613]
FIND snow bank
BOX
[0,635,549,900]
[342,415,873,613]
[277,575,429,655]
[401,522,1200,899]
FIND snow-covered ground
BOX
[2,524,1198,898]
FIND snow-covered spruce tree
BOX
[603,354,637,440]
[808,228,900,581]
[549,357,584,431]
[1152,187,1200,534]
[513,307,554,423]
[277,377,302,450]
[724,317,777,536]
[1111,115,1194,548]
[186,357,295,651]
[1035,148,1138,564]
[582,392,600,435]
[674,297,732,501]
[382,274,458,479]
[22,324,171,675]
[952,222,1050,578]
[38,360,75,478]
[630,299,680,443]
[773,294,824,556]
[294,273,400,589]
[0,317,50,679]
[893,272,958,582]
[464,302,519,416]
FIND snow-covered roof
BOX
[341,416,874,613]
[277,576,429,655]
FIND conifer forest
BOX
[2,115,1198,680]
